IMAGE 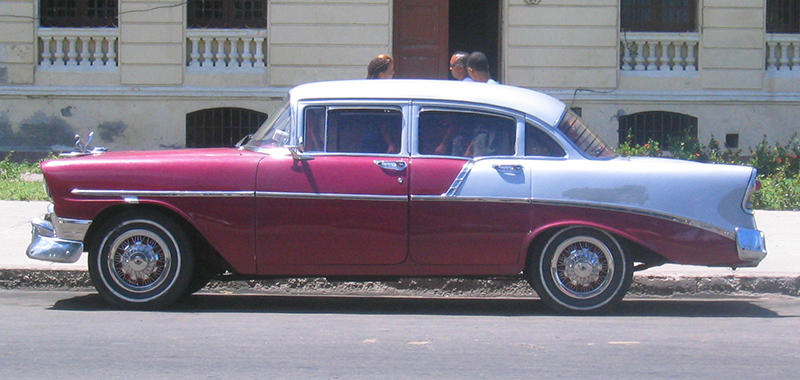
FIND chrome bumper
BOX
[735,228,767,266]
[26,205,90,264]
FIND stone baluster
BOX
[106,37,117,66]
[241,38,253,68]
[215,38,227,67]
[229,38,240,67]
[778,42,791,70]
[621,41,632,71]
[673,42,686,71]
[254,37,265,67]
[201,37,214,68]
[792,43,800,71]
[189,37,201,67]
[40,37,53,67]
[92,37,104,66]
[685,41,697,71]
[53,38,66,66]
[66,36,79,66]
[766,41,778,71]
[659,41,671,71]
[646,41,658,70]
[633,40,645,71]
[79,37,91,66]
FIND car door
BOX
[408,104,532,266]
[255,103,410,270]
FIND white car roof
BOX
[289,80,567,127]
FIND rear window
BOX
[557,111,616,159]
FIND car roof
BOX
[289,79,567,127]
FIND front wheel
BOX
[527,227,633,314]
[88,211,194,309]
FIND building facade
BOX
[0,0,798,152]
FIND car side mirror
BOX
[287,145,314,161]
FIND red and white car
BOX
[28,80,767,314]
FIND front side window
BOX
[621,0,696,32]
[417,110,516,158]
[302,106,403,155]
[40,0,118,27]
[187,0,267,29]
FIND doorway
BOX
[393,0,500,80]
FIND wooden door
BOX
[392,0,449,79]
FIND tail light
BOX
[742,170,759,214]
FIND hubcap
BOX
[550,236,614,299]
[107,229,172,293]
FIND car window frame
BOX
[411,101,526,159]
[297,100,410,157]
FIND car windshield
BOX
[243,98,292,151]
[557,110,616,159]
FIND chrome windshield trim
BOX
[256,191,408,202]
[72,189,255,198]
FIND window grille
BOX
[618,111,697,147]
[187,0,267,29]
[621,0,696,32]
[767,0,800,33]
[40,0,118,27]
[186,108,268,148]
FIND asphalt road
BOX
[1,290,799,379]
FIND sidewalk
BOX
[1,200,798,295]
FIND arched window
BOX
[186,107,268,148]
[618,111,697,147]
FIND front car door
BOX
[255,102,410,271]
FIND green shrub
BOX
[0,155,49,201]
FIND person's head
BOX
[367,54,394,79]
[449,51,469,80]
[466,51,492,82]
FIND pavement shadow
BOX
[50,293,783,318]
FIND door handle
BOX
[492,164,523,173]
[374,160,407,171]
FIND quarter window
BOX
[418,110,516,158]
[621,0,696,32]
[525,123,566,157]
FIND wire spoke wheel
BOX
[108,229,172,293]
[528,227,632,314]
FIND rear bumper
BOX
[735,228,767,266]
[26,204,89,264]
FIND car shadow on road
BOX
[50,292,783,318]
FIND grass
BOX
[0,156,49,201]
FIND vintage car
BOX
[27,79,767,314]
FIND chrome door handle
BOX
[492,164,523,173]
[374,160,407,171]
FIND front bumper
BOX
[26,204,90,264]
[735,228,767,266]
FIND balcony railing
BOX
[766,34,800,71]
[620,32,699,72]
[38,28,118,68]
[186,29,267,69]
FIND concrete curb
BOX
[3,270,798,298]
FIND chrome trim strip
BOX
[72,189,255,198]
[256,191,408,202]
[444,161,474,196]
[412,194,529,204]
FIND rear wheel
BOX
[88,210,194,309]
[527,226,632,314]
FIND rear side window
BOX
[525,123,566,157]
[418,110,516,158]
[303,106,402,155]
